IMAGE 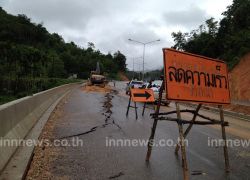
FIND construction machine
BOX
[88,62,107,87]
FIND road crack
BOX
[59,88,122,139]
[59,126,98,139]
[102,90,123,131]
[108,172,124,179]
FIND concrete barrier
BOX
[0,83,79,172]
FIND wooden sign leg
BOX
[218,105,230,172]
[176,102,189,180]
[126,94,132,117]
[146,82,164,161]
[175,104,202,154]
[142,102,146,116]
[145,106,160,161]
[134,102,138,119]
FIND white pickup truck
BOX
[147,80,170,106]
[125,80,144,95]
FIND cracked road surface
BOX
[26,82,250,180]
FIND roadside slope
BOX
[225,53,250,115]
[229,53,250,101]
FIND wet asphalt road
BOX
[26,82,250,180]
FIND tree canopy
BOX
[0,7,127,80]
[171,0,250,69]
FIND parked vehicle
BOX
[125,80,144,95]
[146,80,170,106]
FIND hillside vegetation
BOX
[0,7,126,104]
[171,0,250,69]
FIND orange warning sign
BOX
[163,48,230,104]
[131,89,155,102]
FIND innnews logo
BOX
[0,137,84,147]
[105,137,188,147]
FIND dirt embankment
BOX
[229,53,250,101]
[118,71,129,81]
[225,53,250,115]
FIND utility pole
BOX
[133,58,135,79]
[129,56,142,80]
[128,38,160,81]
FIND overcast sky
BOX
[1,0,232,70]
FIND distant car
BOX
[125,80,144,95]
[146,80,170,106]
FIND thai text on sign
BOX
[163,48,230,104]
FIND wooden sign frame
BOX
[145,49,230,180]
[126,88,155,119]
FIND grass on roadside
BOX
[0,78,84,105]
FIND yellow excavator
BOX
[88,62,106,87]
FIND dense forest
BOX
[171,0,250,69]
[126,69,164,81]
[0,7,126,103]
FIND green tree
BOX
[171,31,187,50]
[113,51,127,72]
[171,0,250,68]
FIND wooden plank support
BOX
[175,104,202,153]
[219,105,230,172]
[176,102,189,180]
[126,94,138,119]
[134,102,138,119]
[156,117,228,126]
[126,94,132,117]
[142,102,146,116]
[145,81,164,161]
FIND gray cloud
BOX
[163,6,209,27]
[0,0,9,7]
[4,0,98,30]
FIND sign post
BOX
[146,48,231,180]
